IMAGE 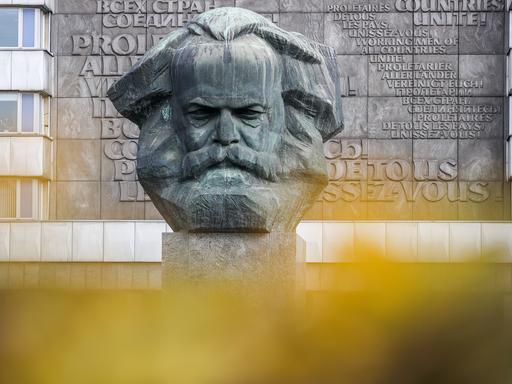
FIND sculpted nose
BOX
[214,109,240,146]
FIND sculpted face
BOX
[107,7,343,232]
[172,38,285,185]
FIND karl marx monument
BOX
[107,7,343,284]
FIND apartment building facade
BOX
[1,1,512,281]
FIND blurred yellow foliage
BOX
[0,250,510,383]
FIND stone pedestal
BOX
[162,232,305,292]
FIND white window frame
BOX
[0,8,42,49]
[0,92,45,134]
[0,179,39,220]
[42,10,50,51]
[40,94,50,136]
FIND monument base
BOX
[162,232,305,293]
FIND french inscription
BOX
[323,139,503,204]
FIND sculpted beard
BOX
[107,7,343,232]
[136,106,326,188]
[180,143,282,182]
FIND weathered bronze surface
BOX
[108,7,343,232]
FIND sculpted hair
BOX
[107,7,343,141]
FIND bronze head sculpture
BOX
[107,7,343,232]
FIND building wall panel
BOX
[0,52,12,89]
[134,222,166,262]
[41,222,72,261]
[0,221,511,263]
[103,221,135,262]
[11,51,53,95]
[9,223,41,261]
[71,221,103,261]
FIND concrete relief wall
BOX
[52,0,510,221]
[321,1,509,220]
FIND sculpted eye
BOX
[233,105,265,120]
[186,104,217,121]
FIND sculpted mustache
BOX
[181,144,282,181]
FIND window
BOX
[21,94,34,132]
[0,94,17,132]
[0,8,47,49]
[0,179,38,219]
[0,93,49,134]
[19,180,33,218]
[22,8,35,48]
[0,9,18,47]
[0,180,17,218]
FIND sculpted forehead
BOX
[171,36,282,104]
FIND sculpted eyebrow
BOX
[187,98,214,107]
[186,98,268,110]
